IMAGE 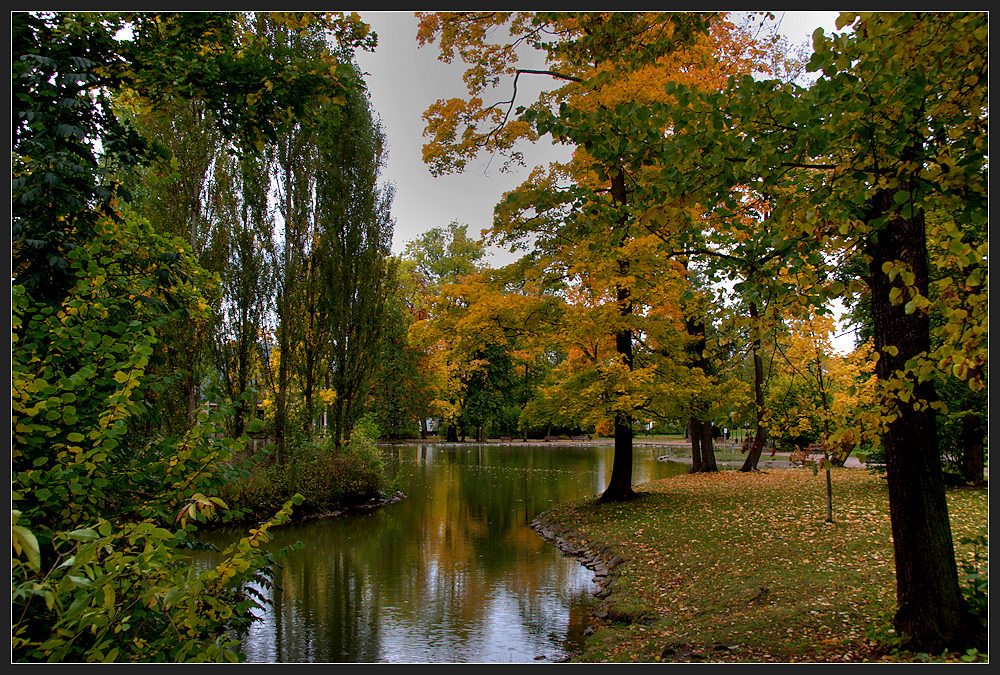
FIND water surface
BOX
[198,443,688,663]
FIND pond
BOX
[197,443,690,663]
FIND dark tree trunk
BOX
[866,190,978,651]
[961,412,985,486]
[273,293,291,464]
[601,412,637,502]
[600,170,638,503]
[741,299,768,471]
[688,416,703,473]
[446,423,458,443]
[683,293,716,474]
[698,420,718,472]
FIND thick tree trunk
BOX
[866,190,977,651]
[688,417,703,473]
[698,421,718,472]
[601,412,637,502]
[600,170,637,503]
[741,299,768,471]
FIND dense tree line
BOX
[12,11,397,661]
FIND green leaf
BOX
[12,525,41,570]
[66,528,99,542]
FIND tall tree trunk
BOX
[275,313,289,465]
[688,417,703,473]
[600,169,637,502]
[866,189,977,650]
[960,412,985,486]
[684,296,717,474]
[741,299,768,471]
[698,420,717,472]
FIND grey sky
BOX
[353,11,841,261]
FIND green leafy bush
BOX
[218,423,388,523]
[958,526,988,633]
[12,219,296,661]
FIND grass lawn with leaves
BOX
[546,467,987,663]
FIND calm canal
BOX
[198,443,689,663]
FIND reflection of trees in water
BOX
[201,445,685,662]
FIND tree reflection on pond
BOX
[198,443,689,663]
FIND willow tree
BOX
[417,11,782,501]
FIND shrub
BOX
[11,219,294,662]
[218,424,387,523]
[958,526,988,635]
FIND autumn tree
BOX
[417,11,782,501]
[640,11,987,652]
[402,222,490,440]
[410,266,556,443]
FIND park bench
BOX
[544,436,559,442]
[499,436,512,442]
[570,435,586,441]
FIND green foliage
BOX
[11,215,304,661]
[11,10,386,662]
[219,427,387,522]
[367,287,435,439]
[12,498,301,662]
[12,12,363,304]
[12,216,221,532]
[957,526,988,634]
[403,221,486,290]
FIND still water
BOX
[198,443,688,663]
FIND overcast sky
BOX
[352,11,842,261]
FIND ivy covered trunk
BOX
[866,191,976,651]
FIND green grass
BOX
[544,468,988,663]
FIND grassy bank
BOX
[542,468,987,663]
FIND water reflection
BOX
[198,443,688,663]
